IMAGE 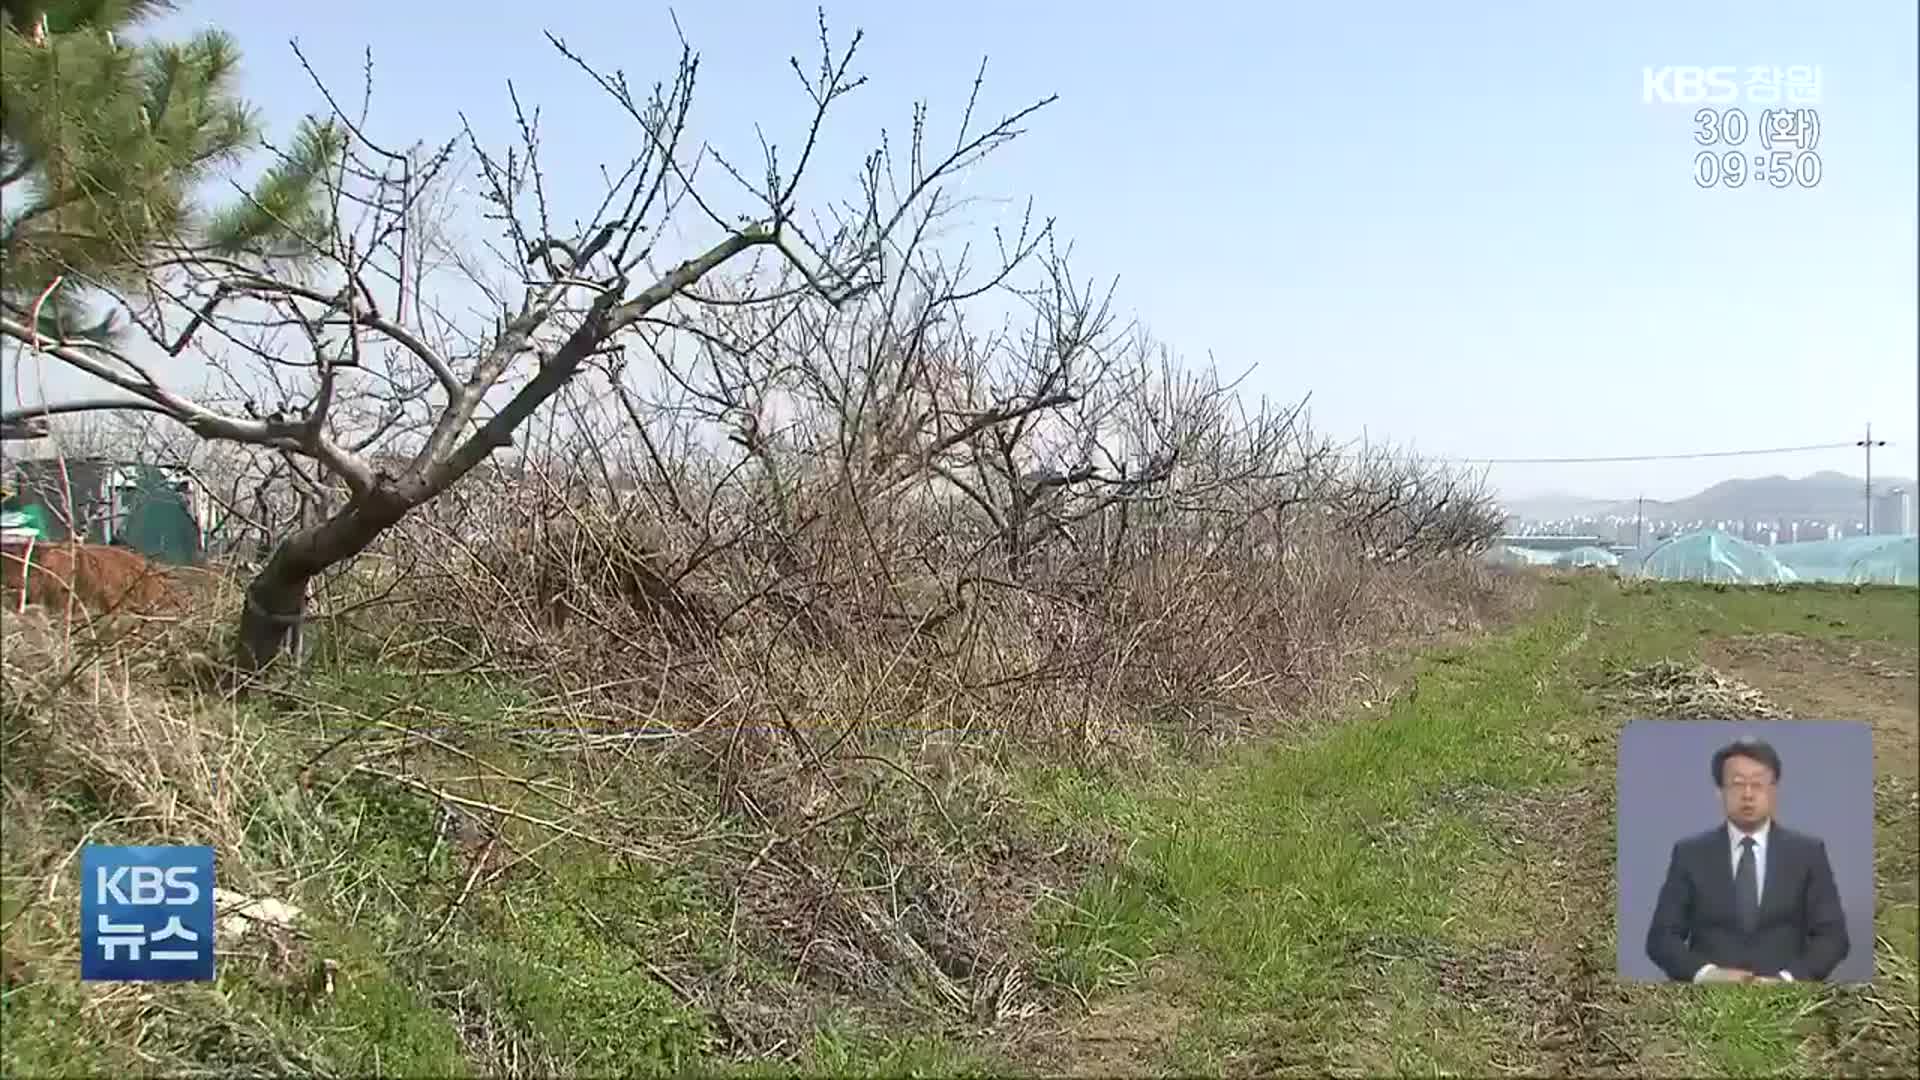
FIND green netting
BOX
[1773,535,1919,586]
[0,502,49,539]
[1,462,203,564]
[1620,529,1799,585]
[1554,545,1619,569]
[116,471,204,565]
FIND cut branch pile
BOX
[1602,660,1793,722]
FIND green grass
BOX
[724,1019,1010,1079]
[6,579,1914,1077]
[1667,989,1810,1078]
[0,980,134,1078]
[1035,859,1179,996]
[1038,597,1585,1000]
[0,659,740,1078]
[468,894,708,1075]
[1033,578,1920,1075]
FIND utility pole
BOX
[1858,423,1886,535]
[1636,495,1644,548]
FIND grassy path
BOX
[1024,578,1919,1077]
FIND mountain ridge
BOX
[1503,471,1917,524]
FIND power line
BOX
[1439,441,1867,466]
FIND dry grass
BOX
[1,355,1530,1078]
[0,489,1518,1076]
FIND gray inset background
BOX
[1615,719,1875,984]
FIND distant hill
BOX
[1505,471,1917,525]
[1499,491,1625,521]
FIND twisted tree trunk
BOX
[235,491,407,671]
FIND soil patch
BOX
[1013,960,1203,1078]
[1705,632,1918,780]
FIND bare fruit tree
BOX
[0,15,1057,671]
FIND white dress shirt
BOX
[1693,817,1793,983]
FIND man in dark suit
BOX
[1645,736,1850,983]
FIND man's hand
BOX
[1699,965,1756,983]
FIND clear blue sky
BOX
[101,1,1918,499]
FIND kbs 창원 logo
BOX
[1641,65,1823,106]
[80,845,216,982]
